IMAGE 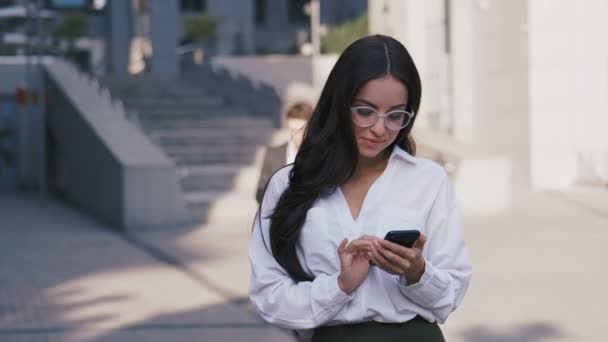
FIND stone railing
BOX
[414,127,512,216]
[44,59,189,229]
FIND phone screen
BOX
[384,229,420,248]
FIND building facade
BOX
[369,0,608,189]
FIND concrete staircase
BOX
[101,76,273,224]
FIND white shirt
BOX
[286,140,298,165]
[249,146,472,331]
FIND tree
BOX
[321,14,368,54]
[183,13,217,44]
[54,12,88,47]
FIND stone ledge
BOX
[414,127,512,216]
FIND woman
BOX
[256,101,314,204]
[249,35,472,341]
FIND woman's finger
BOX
[376,244,403,264]
[378,239,417,260]
[413,233,427,251]
[338,238,348,254]
[358,235,379,242]
[371,245,402,274]
[346,239,373,253]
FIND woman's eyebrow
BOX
[354,98,407,110]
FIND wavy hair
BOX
[268,35,422,281]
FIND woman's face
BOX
[351,75,408,160]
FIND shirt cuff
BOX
[397,260,448,308]
[326,272,355,305]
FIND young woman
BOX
[249,35,472,341]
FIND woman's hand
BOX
[369,234,428,284]
[337,237,373,294]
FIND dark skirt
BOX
[311,316,445,342]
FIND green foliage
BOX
[184,13,217,43]
[54,13,88,41]
[321,14,368,54]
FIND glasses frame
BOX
[350,105,415,131]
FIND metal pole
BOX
[36,0,46,196]
[310,0,320,56]
[23,0,33,190]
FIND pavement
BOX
[1,184,607,342]
[0,193,294,342]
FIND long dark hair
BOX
[269,35,422,282]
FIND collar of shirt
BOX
[389,145,417,165]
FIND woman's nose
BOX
[370,117,387,135]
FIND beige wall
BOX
[528,0,608,188]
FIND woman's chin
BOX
[358,147,384,159]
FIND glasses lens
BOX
[351,107,377,127]
[385,111,408,130]
[351,107,414,130]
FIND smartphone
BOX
[384,230,420,248]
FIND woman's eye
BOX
[356,108,375,116]
[387,112,405,122]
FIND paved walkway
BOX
[442,187,608,342]
[1,185,607,341]
[0,194,294,342]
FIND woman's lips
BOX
[361,137,384,147]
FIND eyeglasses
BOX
[350,105,415,131]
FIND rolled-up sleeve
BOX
[397,173,472,323]
[248,169,353,330]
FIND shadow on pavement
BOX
[0,194,292,342]
[461,322,565,342]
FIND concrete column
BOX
[105,0,132,74]
[449,0,530,186]
[209,0,255,55]
[450,0,476,145]
[266,0,289,28]
[149,0,179,79]
[528,0,608,188]
[424,0,450,133]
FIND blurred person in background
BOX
[249,35,471,341]
[255,101,313,204]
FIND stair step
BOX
[178,164,260,192]
[123,97,224,108]
[166,147,259,157]
[137,108,250,119]
[145,117,274,130]
[171,153,259,166]
[103,80,212,98]
[100,76,274,224]
[117,89,208,98]
[149,128,272,139]
[178,164,246,175]
[185,190,259,224]
[139,119,272,130]
[187,201,212,222]
[164,143,259,154]
[184,190,227,203]
[154,136,270,148]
